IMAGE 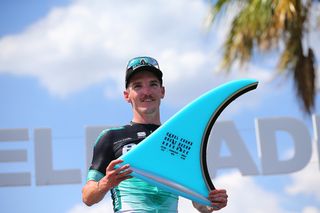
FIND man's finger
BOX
[209,194,228,200]
[114,164,130,175]
[208,189,228,200]
[211,197,227,204]
[209,189,227,195]
[106,159,124,171]
[117,168,132,177]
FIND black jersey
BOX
[86,122,178,212]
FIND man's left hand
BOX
[208,189,228,211]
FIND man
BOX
[82,56,228,212]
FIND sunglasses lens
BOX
[127,57,159,70]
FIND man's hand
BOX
[208,189,228,211]
[98,159,133,193]
[82,159,132,206]
[192,189,228,212]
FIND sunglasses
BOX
[126,56,160,71]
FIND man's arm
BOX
[192,189,228,212]
[82,159,132,206]
[82,180,108,206]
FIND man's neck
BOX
[131,113,161,125]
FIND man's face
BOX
[124,71,165,115]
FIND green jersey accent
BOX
[86,169,104,182]
[111,177,178,212]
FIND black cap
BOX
[125,56,163,88]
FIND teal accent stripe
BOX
[86,169,105,182]
[94,127,125,147]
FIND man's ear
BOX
[161,86,165,99]
[123,90,131,103]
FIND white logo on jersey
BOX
[122,143,137,154]
[137,131,146,138]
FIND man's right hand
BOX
[82,159,132,206]
[98,159,133,193]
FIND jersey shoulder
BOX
[94,124,138,146]
[94,126,126,145]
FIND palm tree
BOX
[206,0,319,114]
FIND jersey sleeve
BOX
[86,129,115,182]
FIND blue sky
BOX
[0,0,320,213]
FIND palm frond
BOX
[220,0,273,70]
[293,48,316,113]
[208,0,318,114]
